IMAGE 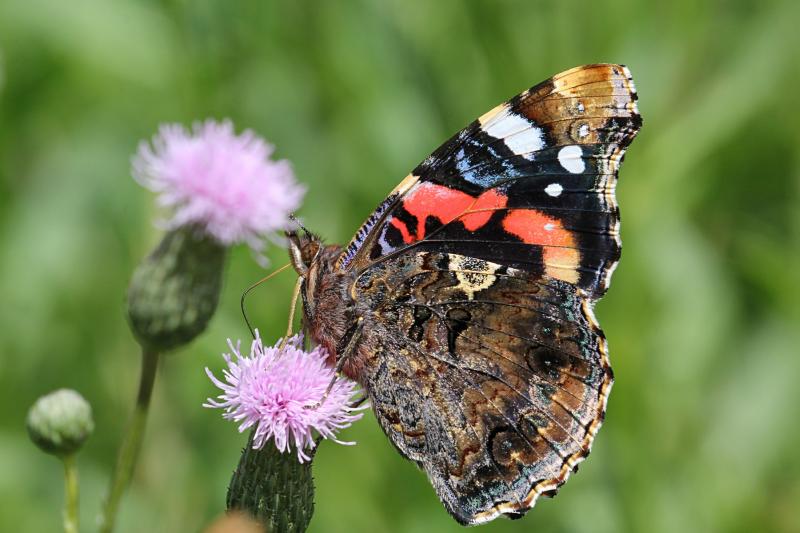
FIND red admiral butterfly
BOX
[288,64,641,524]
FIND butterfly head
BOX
[286,228,353,364]
[287,229,322,277]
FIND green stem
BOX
[62,454,79,533]
[99,348,160,533]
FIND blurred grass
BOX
[1,0,799,532]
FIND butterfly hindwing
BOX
[339,64,641,299]
[352,252,611,524]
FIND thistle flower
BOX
[132,119,304,253]
[205,332,365,463]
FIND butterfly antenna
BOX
[289,213,313,238]
[240,262,292,339]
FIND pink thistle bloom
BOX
[132,120,304,253]
[204,332,366,463]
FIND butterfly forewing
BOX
[339,63,640,299]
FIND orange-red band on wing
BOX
[393,183,508,243]
[502,209,580,283]
[460,189,507,230]
[391,186,579,283]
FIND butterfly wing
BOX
[352,252,611,524]
[338,63,641,299]
[337,64,641,523]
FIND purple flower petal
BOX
[205,331,367,463]
[133,120,305,254]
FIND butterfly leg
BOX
[305,317,364,410]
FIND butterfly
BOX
[287,64,641,525]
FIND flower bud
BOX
[127,226,226,352]
[27,389,94,457]
[227,430,315,533]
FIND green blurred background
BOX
[1,1,799,532]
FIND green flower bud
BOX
[227,431,316,532]
[127,226,226,352]
[27,389,94,457]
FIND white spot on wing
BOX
[578,124,590,138]
[481,111,545,159]
[481,110,529,138]
[544,183,563,197]
[558,145,585,174]
[505,127,545,158]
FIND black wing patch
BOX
[339,63,641,299]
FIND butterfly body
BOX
[289,64,641,525]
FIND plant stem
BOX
[99,347,160,533]
[62,454,79,533]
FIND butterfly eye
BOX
[302,241,322,267]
